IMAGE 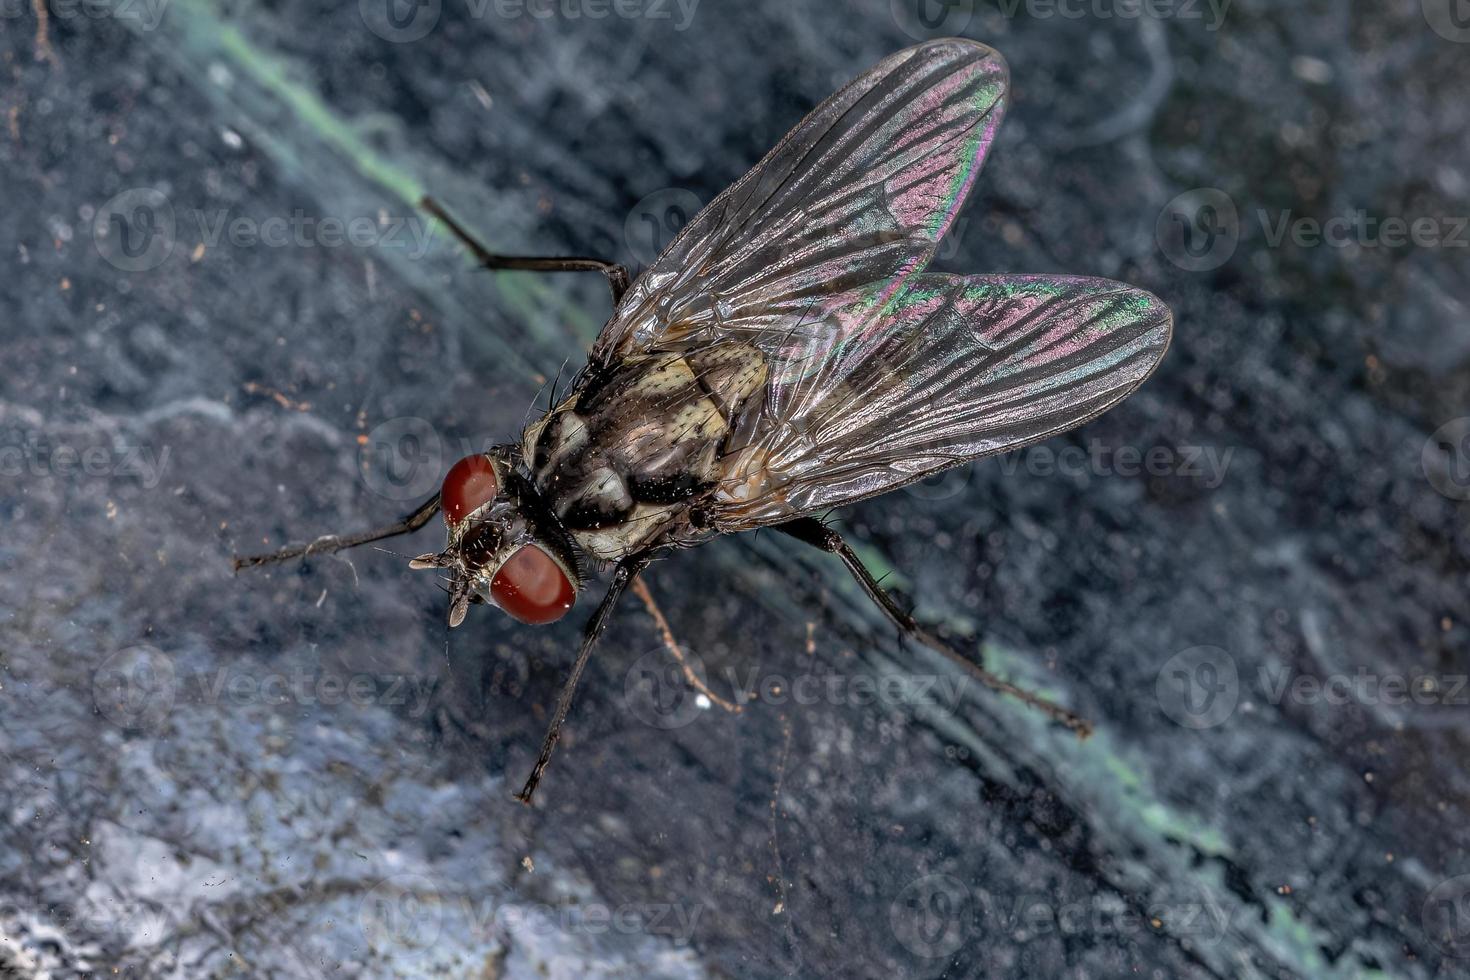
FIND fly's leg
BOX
[775,518,1093,737]
[515,551,655,805]
[420,196,631,304]
[232,493,442,572]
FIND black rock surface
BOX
[2,1,1468,977]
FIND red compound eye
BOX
[441,454,499,528]
[491,545,575,625]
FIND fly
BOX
[234,39,1173,804]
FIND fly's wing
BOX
[592,38,1008,365]
[584,39,1170,526]
[709,274,1173,527]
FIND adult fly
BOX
[235,39,1173,803]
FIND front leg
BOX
[515,551,656,804]
[775,518,1092,737]
[232,493,442,572]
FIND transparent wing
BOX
[709,274,1173,526]
[581,40,1170,526]
[593,38,1009,364]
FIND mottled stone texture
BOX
[1,1,1467,977]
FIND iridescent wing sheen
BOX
[592,38,1009,365]
[708,275,1173,527]
[581,38,1171,527]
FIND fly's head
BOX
[409,447,580,627]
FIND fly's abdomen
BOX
[521,340,767,559]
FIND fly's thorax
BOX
[520,342,769,560]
